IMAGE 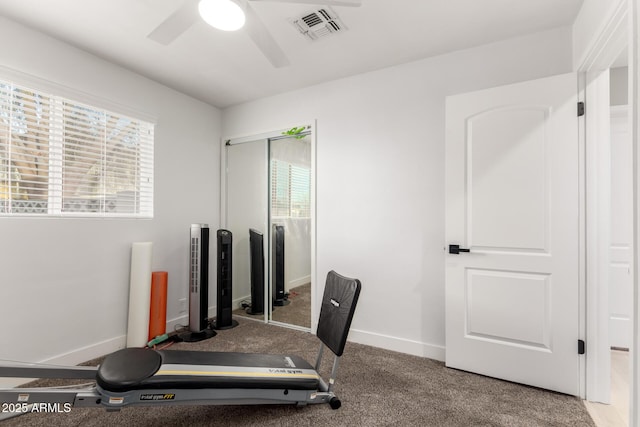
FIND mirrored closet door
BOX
[225,138,268,318]
[224,125,314,330]
[268,133,312,328]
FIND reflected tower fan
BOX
[246,228,266,315]
[272,224,289,306]
[179,224,217,342]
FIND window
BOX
[0,80,154,217]
[271,159,311,218]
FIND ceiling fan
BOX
[147,0,362,68]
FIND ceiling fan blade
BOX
[250,0,362,6]
[244,2,290,68]
[147,0,200,45]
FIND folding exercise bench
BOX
[0,270,360,412]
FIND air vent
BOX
[291,7,347,41]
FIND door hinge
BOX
[577,102,585,117]
[578,339,585,355]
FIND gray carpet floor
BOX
[3,318,595,426]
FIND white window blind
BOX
[0,80,154,217]
[271,159,310,218]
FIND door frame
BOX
[630,0,640,423]
[576,0,633,407]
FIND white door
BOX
[609,106,633,349]
[445,73,580,396]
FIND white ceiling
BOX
[0,0,584,108]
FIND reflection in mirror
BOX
[225,139,268,319]
[226,127,313,331]
[268,134,312,328]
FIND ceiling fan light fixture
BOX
[198,0,246,32]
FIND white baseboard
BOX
[287,275,311,291]
[166,313,189,333]
[0,335,126,389]
[348,328,445,362]
[166,299,247,332]
[232,295,250,311]
[44,335,127,366]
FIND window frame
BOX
[0,67,155,219]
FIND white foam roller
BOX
[126,242,153,348]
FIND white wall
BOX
[0,16,221,381]
[222,27,574,359]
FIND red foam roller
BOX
[149,271,168,341]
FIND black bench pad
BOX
[97,348,319,392]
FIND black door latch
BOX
[449,244,470,254]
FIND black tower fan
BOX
[212,229,238,329]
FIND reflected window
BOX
[271,159,310,218]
